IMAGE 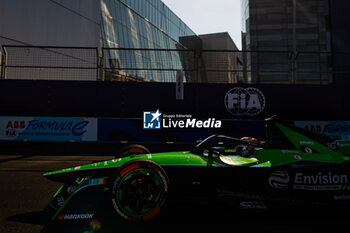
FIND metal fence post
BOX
[291,0,297,84]
[195,49,201,83]
[100,48,105,81]
[0,50,2,79]
[96,47,100,81]
[1,46,7,79]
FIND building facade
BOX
[241,0,332,84]
[198,33,242,83]
[101,0,196,82]
[0,0,196,82]
[0,0,101,48]
[179,32,242,84]
[329,0,350,84]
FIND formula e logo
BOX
[224,87,265,116]
[268,171,290,189]
[143,110,162,129]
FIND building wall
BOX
[199,33,242,83]
[0,0,101,81]
[0,0,101,47]
[179,33,242,84]
[329,0,350,84]
[0,0,196,82]
[1,79,350,121]
[119,0,195,42]
[0,0,194,49]
[199,33,238,50]
[101,0,196,82]
[241,0,331,84]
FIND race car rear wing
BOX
[265,116,330,148]
[264,116,296,149]
[264,115,350,155]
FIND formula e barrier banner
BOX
[0,116,97,142]
[294,121,350,140]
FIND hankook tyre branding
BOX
[268,171,290,189]
[224,87,266,116]
[268,171,350,191]
[58,213,94,220]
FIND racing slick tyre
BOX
[110,159,169,221]
[116,144,150,158]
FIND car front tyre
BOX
[110,159,169,221]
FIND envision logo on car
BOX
[295,172,348,185]
[268,171,290,189]
[269,171,349,191]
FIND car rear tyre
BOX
[116,144,150,158]
[110,159,169,221]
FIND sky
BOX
[162,0,242,49]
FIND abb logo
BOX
[6,121,26,129]
[304,124,322,133]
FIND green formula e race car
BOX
[44,116,350,222]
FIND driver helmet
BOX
[240,137,258,157]
[240,137,258,144]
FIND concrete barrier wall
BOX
[0,80,349,120]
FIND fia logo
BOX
[143,110,162,129]
[224,87,265,116]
